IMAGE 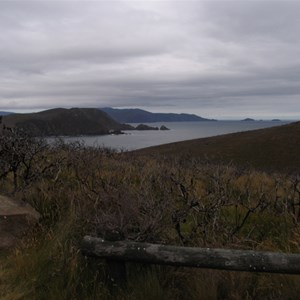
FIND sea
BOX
[55,120,292,151]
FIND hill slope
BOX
[100,107,215,123]
[3,108,133,136]
[136,121,300,172]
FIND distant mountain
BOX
[0,111,13,116]
[100,107,215,123]
[2,108,133,136]
[241,118,255,121]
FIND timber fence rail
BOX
[82,235,300,275]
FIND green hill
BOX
[136,121,300,172]
[2,108,133,136]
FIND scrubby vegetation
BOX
[1,129,300,299]
[137,121,300,172]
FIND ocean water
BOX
[58,121,291,151]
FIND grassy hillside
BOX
[136,121,300,173]
[2,108,133,136]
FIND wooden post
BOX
[106,258,127,288]
[103,231,127,289]
[82,235,300,275]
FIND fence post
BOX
[103,231,127,289]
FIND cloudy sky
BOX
[1,0,300,119]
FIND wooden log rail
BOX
[82,236,300,275]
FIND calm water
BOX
[58,121,291,151]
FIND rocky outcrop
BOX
[0,195,40,250]
[135,124,159,130]
[160,125,170,130]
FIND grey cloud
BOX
[202,1,300,43]
[0,1,300,119]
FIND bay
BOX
[57,121,292,151]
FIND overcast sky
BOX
[1,0,300,119]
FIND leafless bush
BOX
[0,129,66,193]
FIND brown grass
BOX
[1,133,300,299]
[136,121,300,173]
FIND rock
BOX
[135,124,159,130]
[0,195,40,250]
[160,125,170,130]
[109,129,125,135]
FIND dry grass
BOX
[1,135,300,299]
[136,121,300,173]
